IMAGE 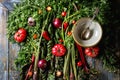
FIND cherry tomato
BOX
[77,61,82,67]
[84,47,99,57]
[59,38,63,43]
[46,6,52,11]
[63,22,69,31]
[33,34,37,39]
[14,28,27,42]
[38,9,42,14]
[52,44,66,57]
[72,20,76,24]
[27,71,33,77]
[61,11,67,17]
[67,31,72,36]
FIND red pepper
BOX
[31,54,35,64]
[42,31,50,41]
[75,43,89,73]
[25,55,35,80]
[25,64,33,80]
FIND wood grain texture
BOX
[0,4,8,80]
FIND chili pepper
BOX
[42,31,50,41]
[25,64,33,80]
[63,22,69,31]
[75,43,89,73]
[31,54,35,64]
[27,71,33,77]
[25,55,35,80]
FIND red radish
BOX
[53,18,62,28]
[38,59,47,70]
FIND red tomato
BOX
[61,11,67,17]
[72,20,76,24]
[52,44,66,57]
[14,28,27,42]
[33,34,38,39]
[77,61,82,67]
[67,31,72,36]
[84,47,99,57]
[59,38,63,43]
[63,22,69,31]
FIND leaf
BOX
[47,74,55,80]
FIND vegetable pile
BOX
[7,0,120,80]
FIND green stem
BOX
[63,47,71,80]
[65,11,80,21]
[30,41,37,54]
[61,25,65,42]
[33,13,50,79]
[72,2,78,11]
[71,44,77,80]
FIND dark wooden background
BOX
[0,0,120,80]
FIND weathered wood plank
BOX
[0,4,8,80]
[8,43,20,80]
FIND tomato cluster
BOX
[84,47,99,57]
